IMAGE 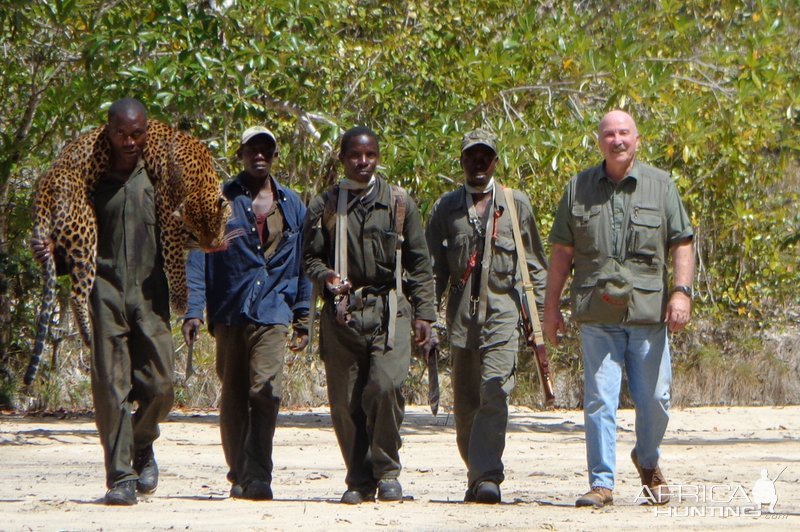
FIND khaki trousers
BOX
[319,295,411,490]
[452,333,517,488]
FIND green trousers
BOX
[90,278,174,489]
[451,332,517,488]
[319,294,411,491]
[213,323,287,487]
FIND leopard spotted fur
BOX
[25,120,230,384]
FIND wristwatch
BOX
[671,285,693,299]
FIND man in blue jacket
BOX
[183,125,311,500]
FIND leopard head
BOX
[143,121,232,251]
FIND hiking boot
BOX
[575,486,613,508]
[133,445,158,494]
[105,480,137,506]
[474,481,501,504]
[464,487,476,503]
[631,449,670,505]
[232,480,273,501]
[377,479,403,502]
[340,487,376,504]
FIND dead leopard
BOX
[25,119,236,385]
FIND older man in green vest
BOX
[544,110,694,508]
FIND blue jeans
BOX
[580,323,672,490]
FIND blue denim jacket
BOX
[185,174,311,329]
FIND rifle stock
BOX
[521,297,556,407]
[531,341,555,407]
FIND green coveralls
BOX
[90,163,175,488]
[303,177,436,492]
[426,185,547,489]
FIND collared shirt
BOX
[185,173,311,329]
[92,162,169,317]
[426,184,548,349]
[303,176,436,322]
[549,160,693,323]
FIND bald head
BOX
[599,110,638,136]
[108,97,147,123]
[597,109,640,181]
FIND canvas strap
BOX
[466,183,499,326]
[387,185,407,349]
[503,186,544,346]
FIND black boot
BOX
[236,480,273,501]
[377,479,403,502]
[474,480,501,504]
[105,480,137,506]
[340,486,376,504]
[133,445,158,494]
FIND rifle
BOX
[519,296,556,407]
[503,187,555,407]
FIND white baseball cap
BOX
[241,126,277,146]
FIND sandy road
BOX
[1,406,799,531]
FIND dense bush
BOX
[1,0,797,408]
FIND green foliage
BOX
[1,0,798,406]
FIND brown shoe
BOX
[631,449,670,505]
[575,486,613,508]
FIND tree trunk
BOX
[0,167,12,381]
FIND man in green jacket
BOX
[544,110,694,508]
[303,126,436,504]
[31,98,174,506]
[425,129,548,503]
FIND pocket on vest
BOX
[627,206,661,257]
[628,275,665,323]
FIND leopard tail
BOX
[24,232,58,385]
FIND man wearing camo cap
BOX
[425,128,548,503]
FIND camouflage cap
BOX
[461,128,497,153]
[241,125,277,146]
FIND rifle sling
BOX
[502,187,545,347]
[388,186,406,349]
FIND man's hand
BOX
[413,319,433,350]
[30,237,54,264]
[288,330,309,352]
[543,306,565,347]
[325,272,351,295]
[667,240,694,333]
[415,323,439,361]
[182,318,203,347]
[543,242,573,347]
[666,292,691,333]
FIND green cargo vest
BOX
[568,163,673,324]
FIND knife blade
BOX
[427,346,439,416]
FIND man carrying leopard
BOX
[31,98,173,506]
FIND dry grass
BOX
[671,315,800,406]
[7,313,799,413]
